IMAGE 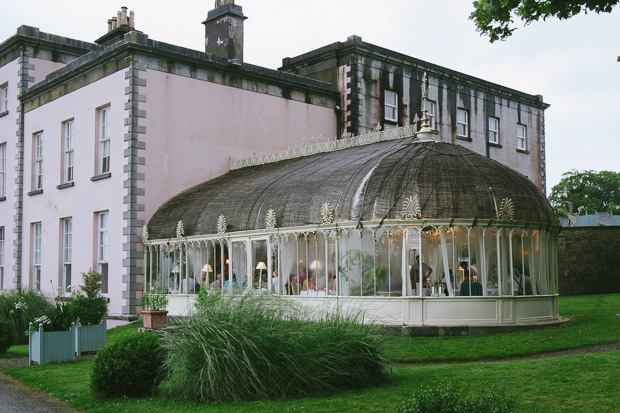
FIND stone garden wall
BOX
[557,227,620,295]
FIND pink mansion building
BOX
[0,2,548,318]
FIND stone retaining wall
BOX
[558,227,620,295]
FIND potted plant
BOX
[142,287,168,329]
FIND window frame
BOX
[33,132,43,190]
[98,107,110,175]
[0,226,4,290]
[384,90,398,123]
[456,109,469,138]
[517,124,528,151]
[0,83,7,114]
[63,120,75,184]
[62,217,72,294]
[423,100,436,129]
[97,211,109,294]
[32,222,42,289]
[0,142,6,198]
[488,116,500,144]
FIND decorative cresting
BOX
[229,124,418,170]
[175,221,184,238]
[500,198,516,221]
[217,215,227,234]
[402,195,422,220]
[320,202,335,224]
[265,209,277,229]
[142,224,149,243]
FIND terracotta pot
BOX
[142,310,168,329]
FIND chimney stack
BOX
[96,7,138,45]
[202,0,247,62]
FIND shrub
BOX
[159,294,388,402]
[90,331,165,397]
[70,295,108,325]
[80,269,103,299]
[396,383,517,413]
[0,317,13,355]
[0,289,53,344]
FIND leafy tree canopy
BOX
[549,169,620,215]
[470,0,618,42]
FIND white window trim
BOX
[0,143,6,198]
[457,109,469,138]
[424,100,436,129]
[33,222,41,289]
[97,211,109,294]
[0,226,4,290]
[488,117,500,144]
[62,218,72,294]
[384,90,398,123]
[98,107,110,175]
[64,121,74,183]
[0,84,7,113]
[517,124,528,151]
[34,132,43,190]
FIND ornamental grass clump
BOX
[159,293,388,402]
[0,289,53,344]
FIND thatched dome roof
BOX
[148,139,554,239]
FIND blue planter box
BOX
[29,323,76,365]
[28,319,108,365]
[75,318,107,355]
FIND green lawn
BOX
[385,294,620,363]
[3,294,620,412]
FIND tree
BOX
[470,0,618,42]
[549,169,620,215]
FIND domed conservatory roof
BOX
[148,137,554,239]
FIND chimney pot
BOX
[129,11,135,28]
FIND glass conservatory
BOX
[143,125,560,327]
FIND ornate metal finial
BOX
[265,209,277,229]
[142,224,149,242]
[320,202,335,224]
[341,130,348,139]
[402,195,422,220]
[499,198,515,221]
[217,215,227,234]
[416,72,435,140]
[374,122,382,132]
[175,221,184,238]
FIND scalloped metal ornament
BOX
[402,195,421,220]
[142,224,149,242]
[320,202,334,224]
[500,198,515,221]
[217,215,227,234]
[175,220,184,238]
[265,209,277,229]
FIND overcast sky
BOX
[1,1,618,195]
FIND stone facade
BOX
[557,227,620,295]
[280,35,549,192]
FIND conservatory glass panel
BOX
[405,227,421,296]
[251,239,268,291]
[484,228,499,295]
[499,229,512,296]
[421,227,440,295]
[389,228,404,297]
[453,226,469,295]
[326,232,337,294]
[230,241,247,293]
[361,229,376,296]
[375,228,390,296]
[468,227,483,292]
[342,230,362,296]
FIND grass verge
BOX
[5,350,620,412]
